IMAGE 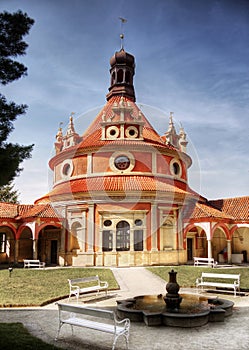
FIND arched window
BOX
[117,69,124,83]
[125,70,131,84]
[111,71,116,85]
[116,221,130,251]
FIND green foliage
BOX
[0,323,62,349]
[0,10,34,186]
[0,181,19,203]
[0,268,119,307]
[0,10,34,85]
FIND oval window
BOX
[135,219,143,226]
[173,162,180,175]
[104,220,112,227]
[62,163,71,176]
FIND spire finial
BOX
[119,17,127,50]
[70,112,75,122]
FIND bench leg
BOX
[124,332,129,349]
[112,334,118,350]
[55,321,63,341]
[112,331,129,350]
[55,322,74,341]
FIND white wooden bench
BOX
[196,272,240,296]
[23,259,45,269]
[194,257,217,268]
[55,303,130,350]
[68,275,108,302]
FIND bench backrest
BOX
[194,257,214,261]
[201,272,240,280]
[57,303,114,321]
[68,275,99,285]
[24,260,40,263]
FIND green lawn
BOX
[0,323,62,350]
[147,265,249,290]
[0,267,119,307]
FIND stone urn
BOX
[164,269,182,312]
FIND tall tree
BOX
[0,182,19,203]
[0,10,34,186]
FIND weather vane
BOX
[119,17,127,50]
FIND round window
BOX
[114,155,130,170]
[125,126,138,138]
[106,126,119,139]
[61,159,73,178]
[104,220,112,227]
[110,151,135,173]
[135,219,143,226]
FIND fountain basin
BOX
[117,294,234,328]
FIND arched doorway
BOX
[185,226,208,261]
[38,225,61,265]
[18,228,33,261]
[0,226,15,263]
[232,227,249,263]
[116,221,130,251]
[196,231,208,257]
[212,228,227,262]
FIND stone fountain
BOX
[117,269,234,327]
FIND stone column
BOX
[130,227,134,251]
[14,240,19,263]
[112,230,116,252]
[177,207,183,250]
[33,239,38,259]
[207,239,212,260]
[81,211,87,252]
[87,204,94,253]
[227,240,232,263]
[151,204,158,251]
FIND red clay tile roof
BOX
[188,202,234,220]
[0,202,18,218]
[209,196,249,221]
[0,203,60,219]
[41,175,199,201]
[19,204,60,219]
[80,96,178,151]
[50,96,179,166]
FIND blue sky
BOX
[1,0,248,203]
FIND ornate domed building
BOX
[35,47,199,267]
[0,46,248,267]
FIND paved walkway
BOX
[1,267,249,349]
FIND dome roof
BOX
[110,48,135,68]
[36,48,194,205]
